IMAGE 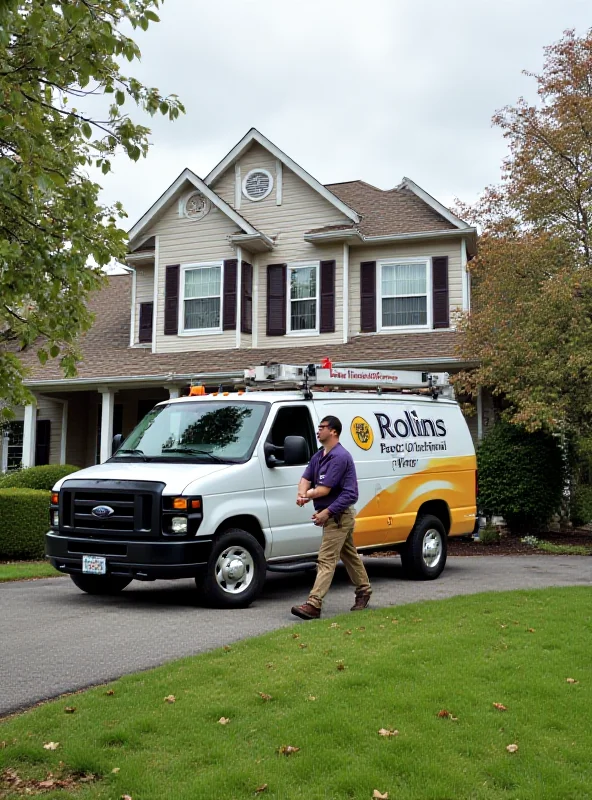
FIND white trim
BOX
[182,190,211,220]
[99,388,115,464]
[205,128,359,223]
[286,261,320,336]
[397,177,471,229]
[22,401,37,468]
[304,227,477,245]
[377,257,432,332]
[242,168,274,202]
[235,163,241,210]
[178,261,224,335]
[229,232,274,252]
[252,254,259,348]
[343,242,349,344]
[235,246,242,349]
[276,159,283,205]
[152,235,159,353]
[129,266,137,347]
[461,238,469,312]
[128,168,259,248]
[60,400,68,464]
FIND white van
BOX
[46,365,477,608]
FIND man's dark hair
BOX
[321,415,342,436]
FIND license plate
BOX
[82,555,106,575]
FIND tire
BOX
[70,573,132,595]
[400,514,447,580]
[199,528,266,608]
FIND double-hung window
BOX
[181,262,222,333]
[379,259,431,330]
[287,262,319,334]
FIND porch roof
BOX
[20,276,471,389]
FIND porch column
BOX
[99,387,115,463]
[166,386,181,400]
[1,429,9,473]
[22,401,37,467]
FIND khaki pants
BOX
[308,507,371,609]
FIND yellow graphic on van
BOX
[351,416,374,450]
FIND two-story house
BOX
[1,128,479,472]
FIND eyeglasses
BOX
[317,424,331,429]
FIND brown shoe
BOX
[291,602,321,620]
[350,593,371,611]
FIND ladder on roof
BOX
[241,363,453,400]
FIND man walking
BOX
[291,415,372,620]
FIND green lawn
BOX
[0,561,61,582]
[1,587,591,799]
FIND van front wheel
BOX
[200,529,266,608]
[400,514,447,580]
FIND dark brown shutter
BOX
[164,264,180,335]
[360,261,376,332]
[432,256,449,328]
[241,261,253,334]
[222,259,238,330]
[138,301,153,343]
[266,264,287,336]
[319,260,336,333]
[35,419,51,466]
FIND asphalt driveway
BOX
[1,555,590,717]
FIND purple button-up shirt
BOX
[302,442,358,516]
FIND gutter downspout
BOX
[235,245,242,349]
[152,236,159,353]
[128,266,137,347]
[343,242,349,343]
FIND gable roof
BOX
[127,167,269,250]
[204,128,360,224]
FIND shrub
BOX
[570,484,592,528]
[478,523,500,545]
[0,464,79,491]
[0,489,50,560]
[477,421,565,535]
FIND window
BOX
[288,263,319,334]
[267,406,316,464]
[181,263,222,332]
[379,259,430,329]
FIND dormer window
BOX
[242,169,274,202]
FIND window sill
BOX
[285,330,320,337]
[356,327,454,335]
[177,329,224,337]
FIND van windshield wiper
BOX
[114,448,150,461]
[161,447,228,463]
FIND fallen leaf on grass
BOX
[292,633,300,639]
[336,661,346,671]
[391,619,398,624]
[299,643,308,649]
[307,695,317,701]
[277,745,300,755]
[223,645,232,652]
[255,784,268,794]
[266,662,275,669]
[378,728,399,737]
[345,629,352,635]
[64,706,76,714]
[43,742,60,750]
[566,678,579,684]
[111,767,120,773]
[493,703,507,711]
[218,717,230,725]
[379,624,385,629]
[121,795,133,800]
[38,779,55,788]
[106,690,115,696]
[437,710,451,718]
[506,744,518,753]
[258,692,272,701]
[500,624,507,629]
[373,790,389,799]
[357,626,366,631]
[164,695,176,704]
[0,741,6,749]
[527,628,535,633]
[329,623,340,629]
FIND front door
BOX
[261,404,321,559]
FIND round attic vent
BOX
[184,191,210,220]
[242,168,274,201]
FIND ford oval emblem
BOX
[91,505,114,518]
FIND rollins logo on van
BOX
[375,410,447,439]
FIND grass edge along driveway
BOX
[1,586,591,800]
[0,562,61,582]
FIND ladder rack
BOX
[240,363,453,400]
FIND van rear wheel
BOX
[70,573,131,595]
[199,528,266,608]
[400,514,447,580]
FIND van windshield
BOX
[110,401,269,463]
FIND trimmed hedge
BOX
[0,488,50,559]
[477,421,565,534]
[0,464,79,491]
[570,484,592,527]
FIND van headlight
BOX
[171,517,188,534]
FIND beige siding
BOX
[147,197,239,354]
[348,239,464,337]
[213,143,352,348]
[134,264,155,345]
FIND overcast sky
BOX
[97,0,591,232]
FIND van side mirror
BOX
[283,436,308,466]
[112,433,124,455]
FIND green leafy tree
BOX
[0,0,183,416]
[454,29,592,435]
